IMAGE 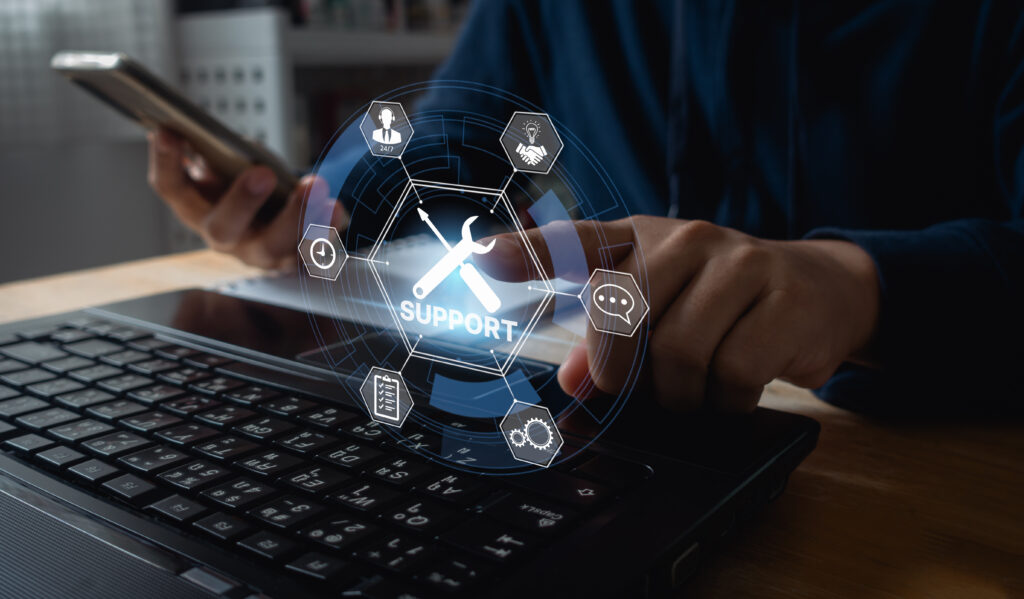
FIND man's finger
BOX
[147,128,210,228]
[200,166,277,249]
[475,217,637,283]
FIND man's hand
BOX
[146,127,347,270]
[476,216,880,413]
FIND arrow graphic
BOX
[417,207,452,251]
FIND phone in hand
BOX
[51,51,298,223]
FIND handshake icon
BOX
[516,143,548,167]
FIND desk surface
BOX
[1,250,1021,598]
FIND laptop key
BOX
[25,378,85,398]
[195,435,260,461]
[0,384,20,401]
[102,474,161,505]
[2,368,57,388]
[161,395,220,416]
[233,417,295,441]
[155,345,199,360]
[485,493,579,536]
[87,399,148,422]
[105,327,149,343]
[440,518,539,563]
[55,388,115,409]
[223,385,279,406]
[280,465,350,494]
[41,355,95,374]
[49,329,94,344]
[100,349,150,367]
[330,480,400,513]
[68,459,121,483]
[0,396,48,418]
[119,445,189,473]
[64,338,123,359]
[202,477,277,510]
[191,376,246,396]
[49,419,114,443]
[83,431,151,457]
[340,420,387,443]
[285,552,351,583]
[4,433,56,453]
[69,364,123,384]
[419,473,487,506]
[35,445,87,469]
[0,421,17,440]
[15,326,62,341]
[385,499,458,535]
[183,353,234,369]
[159,460,230,492]
[275,430,338,455]
[155,423,219,446]
[262,396,316,417]
[196,405,255,428]
[128,358,179,376]
[98,374,155,395]
[509,470,613,510]
[370,457,438,487]
[127,337,169,352]
[300,406,357,430]
[16,407,79,431]
[0,360,27,375]
[357,533,433,573]
[159,367,211,386]
[128,384,184,405]
[415,555,489,594]
[252,496,325,530]
[121,411,182,433]
[237,530,298,561]
[147,494,208,523]
[301,516,377,551]
[317,442,383,470]
[193,512,252,542]
[193,509,253,540]
[236,450,302,478]
[1,341,68,364]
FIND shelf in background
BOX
[284,29,458,67]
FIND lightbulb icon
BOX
[523,120,541,144]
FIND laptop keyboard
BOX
[0,318,650,597]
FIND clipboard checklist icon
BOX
[373,373,401,422]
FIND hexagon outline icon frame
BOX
[366,179,555,376]
[499,399,563,468]
[358,366,414,428]
[359,101,414,159]
[579,268,649,338]
[499,111,565,175]
[299,224,349,281]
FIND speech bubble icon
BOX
[592,283,635,326]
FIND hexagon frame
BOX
[499,111,565,175]
[580,268,649,337]
[359,101,414,159]
[358,366,415,428]
[499,399,563,468]
[299,224,349,281]
[366,179,555,376]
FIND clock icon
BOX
[309,237,337,270]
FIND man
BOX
[371,106,402,144]
[147,1,1024,414]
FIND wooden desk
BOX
[1,250,1021,598]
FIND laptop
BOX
[0,277,819,598]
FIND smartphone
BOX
[51,51,298,223]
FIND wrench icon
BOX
[412,209,502,313]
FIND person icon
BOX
[372,107,403,144]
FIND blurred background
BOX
[0,0,468,283]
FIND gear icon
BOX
[508,428,527,447]
[524,418,554,451]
